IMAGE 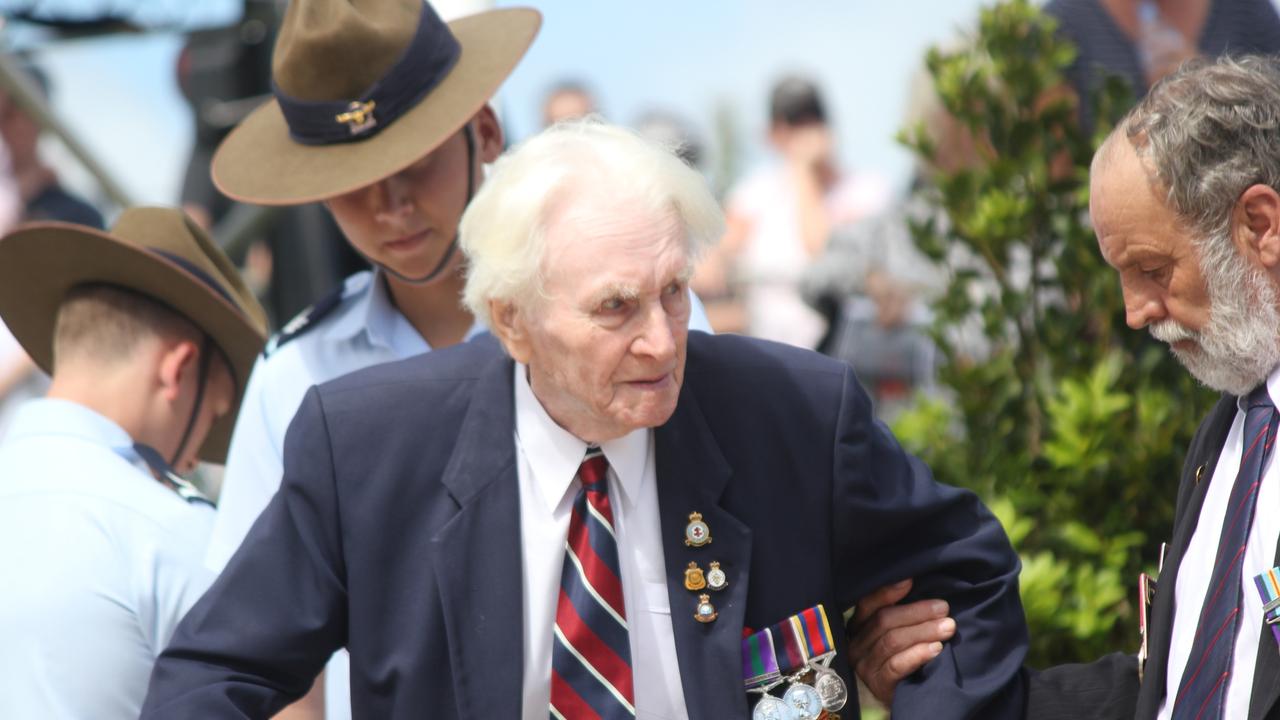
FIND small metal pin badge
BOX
[706,561,728,591]
[335,99,377,135]
[684,562,707,591]
[685,511,712,547]
[1195,464,1206,485]
[694,593,718,623]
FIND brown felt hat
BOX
[0,207,270,464]
[211,0,541,205]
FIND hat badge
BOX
[335,100,378,136]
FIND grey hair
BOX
[459,118,724,328]
[1122,54,1280,246]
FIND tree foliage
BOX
[891,0,1216,665]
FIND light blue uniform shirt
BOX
[0,398,215,719]
[207,269,713,718]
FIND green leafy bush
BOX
[891,0,1216,665]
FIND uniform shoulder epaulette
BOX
[263,284,346,359]
[131,443,216,508]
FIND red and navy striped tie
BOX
[550,447,636,719]
[1173,386,1278,720]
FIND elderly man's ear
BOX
[488,300,532,364]
[1236,183,1280,269]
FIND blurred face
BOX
[543,89,595,127]
[1093,139,1280,395]
[497,192,692,443]
[172,353,235,473]
[325,110,502,281]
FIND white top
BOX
[1159,367,1280,719]
[208,269,712,717]
[513,363,688,720]
[727,163,886,349]
[0,399,215,719]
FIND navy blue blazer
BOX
[143,332,1028,719]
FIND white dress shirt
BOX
[514,363,689,720]
[0,399,215,719]
[1159,367,1280,718]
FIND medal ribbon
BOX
[1253,566,1280,647]
[741,628,782,689]
[789,604,837,661]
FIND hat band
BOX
[148,248,239,310]
[273,6,462,146]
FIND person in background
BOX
[852,55,1280,720]
[202,2,712,717]
[0,60,105,437]
[0,207,267,719]
[541,78,597,127]
[695,74,886,347]
[1045,0,1280,130]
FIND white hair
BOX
[459,118,724,328]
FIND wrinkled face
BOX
[173,354,235,473]
[503,192,692,443]
[1093,139,1280,395]
[326,110,501,282]
[1092,140,1213,338]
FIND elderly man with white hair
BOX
[142,120,1028,719]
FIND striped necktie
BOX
[550,447,636,719]
[1173,385,1278,720]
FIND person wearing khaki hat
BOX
[0,206,267,719]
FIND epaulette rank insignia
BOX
[264,285,345,358]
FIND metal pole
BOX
[0,50,135,208]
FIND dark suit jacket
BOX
[1029,394,1280,720]
[142,332,1028,719]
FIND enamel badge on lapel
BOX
[684,562,707,591]
[685,511,712,547]
[707,561,728,591]
[695,593,718,623]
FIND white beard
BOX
[1149,244,1280,397]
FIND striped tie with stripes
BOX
[549,447,636,719]
[1173,385,1278,720]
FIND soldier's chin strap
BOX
[372,124,477,286]
[169,334,215,469]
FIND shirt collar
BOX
[325,269,485,354]
[1239,364,1280,412]
[513,363,650,514]
[3,398,135,452]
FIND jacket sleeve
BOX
[829,366,1029,719]
[141,386,348,718]
[1027,652,1139,720]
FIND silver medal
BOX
[782,682,823,720]
[812,666,848,712]
[752,694,795,720]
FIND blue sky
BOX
[17,0,1001,210]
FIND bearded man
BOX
[846,55,1280,720]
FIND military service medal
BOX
[707,561,728,591]
[694,594,718,623]
[685,511,711,546]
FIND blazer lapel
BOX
[431,350,525,718]
[1138,395,1238,719]
[655,387,752,720]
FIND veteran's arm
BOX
[831,365,1028,718]
[142,387,346,716]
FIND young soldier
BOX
[0,206,267,719]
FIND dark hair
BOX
[769,75,826,126]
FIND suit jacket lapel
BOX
[431,350,525,718]
[1138,395,1238,719]
[655,386,752,720]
